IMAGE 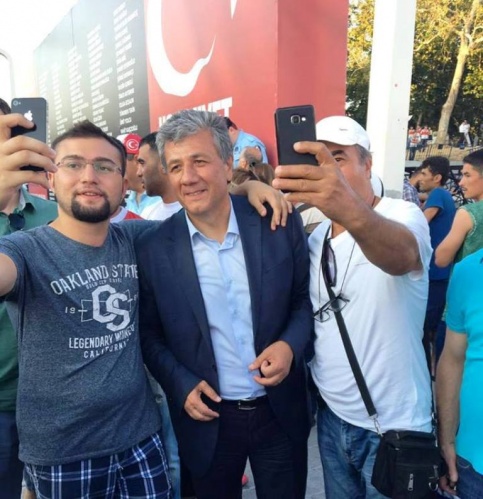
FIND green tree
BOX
[347,0,483,141]
[429,0,483,143]
[346,0,374,124]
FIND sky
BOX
[0,0,78,55]
[0,0,79,100]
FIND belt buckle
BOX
[238,397,257,411]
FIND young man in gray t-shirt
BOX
[0,113,288,499]
[0,115,171,498]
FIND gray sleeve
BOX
[0,236,25,301]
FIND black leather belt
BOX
[221,395,268,411]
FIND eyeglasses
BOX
[313,294,350,323]
[56,158,122,176]
[7,213,25,231]
[321,236,337,287]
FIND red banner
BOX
[145,0,349,162]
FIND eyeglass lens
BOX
[322,238,337,287]
[314,295,349,322]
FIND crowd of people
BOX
[0,94,483,499]
[407,120,481,160]
[408,125,433,160]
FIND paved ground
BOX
[242,425,325,499]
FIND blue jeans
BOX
[317,406,386,499]
[0,411,23,499]
[456,455,483,499]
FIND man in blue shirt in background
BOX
[224,116,268,167]
[419,156,456,372]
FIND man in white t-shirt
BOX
[273,116,433,499]
[459,120,471,147]
[137,132,182,221]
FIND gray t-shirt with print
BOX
[0,222,161,465]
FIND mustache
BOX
[74,190,108,199]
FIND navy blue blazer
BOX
[136,195,312,477]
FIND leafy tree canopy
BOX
[347,0,483,139]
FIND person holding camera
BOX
[273,116,433,498]
[0,105,58,499]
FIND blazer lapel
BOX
[232,196,262,339]
[166,213,212,347]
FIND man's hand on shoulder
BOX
[249,340,294,386]
[231,180,292,230]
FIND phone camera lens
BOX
[290,115,301,125]
[12,100,19,106]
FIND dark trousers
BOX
[0,411,23,499]
[423,279,449,373]
[435,320,447,366]
[192,400,307,499]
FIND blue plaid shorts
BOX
[25,432,171,498]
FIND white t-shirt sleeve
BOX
[377,198,432,280]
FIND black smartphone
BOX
[274,105,318,166]
[11,97,48,171]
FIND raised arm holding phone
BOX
[0,110,58,499]
[272,115,433,499]
[272,118,422,275]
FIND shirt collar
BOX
[127,190,137,201]
[16,187,44,213]
[185,199,240,243]
[17,188,27,211]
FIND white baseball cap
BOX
[316,116,371,151]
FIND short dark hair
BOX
[249,162,275,186]
[420,156,450,185]
[243,152,261,169]
[463,149,483,176]
[223,116,238,130]
[140,132,158,151]
[52,121,126,176]
[0,98,11,115]
[355,144,372,164]
[230,168,259,187]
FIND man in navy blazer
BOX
[136,110,312,499]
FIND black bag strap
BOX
[321,229,380,429]
[323,277,378,418]
[296,203,313,214]
[321,229,438,438]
